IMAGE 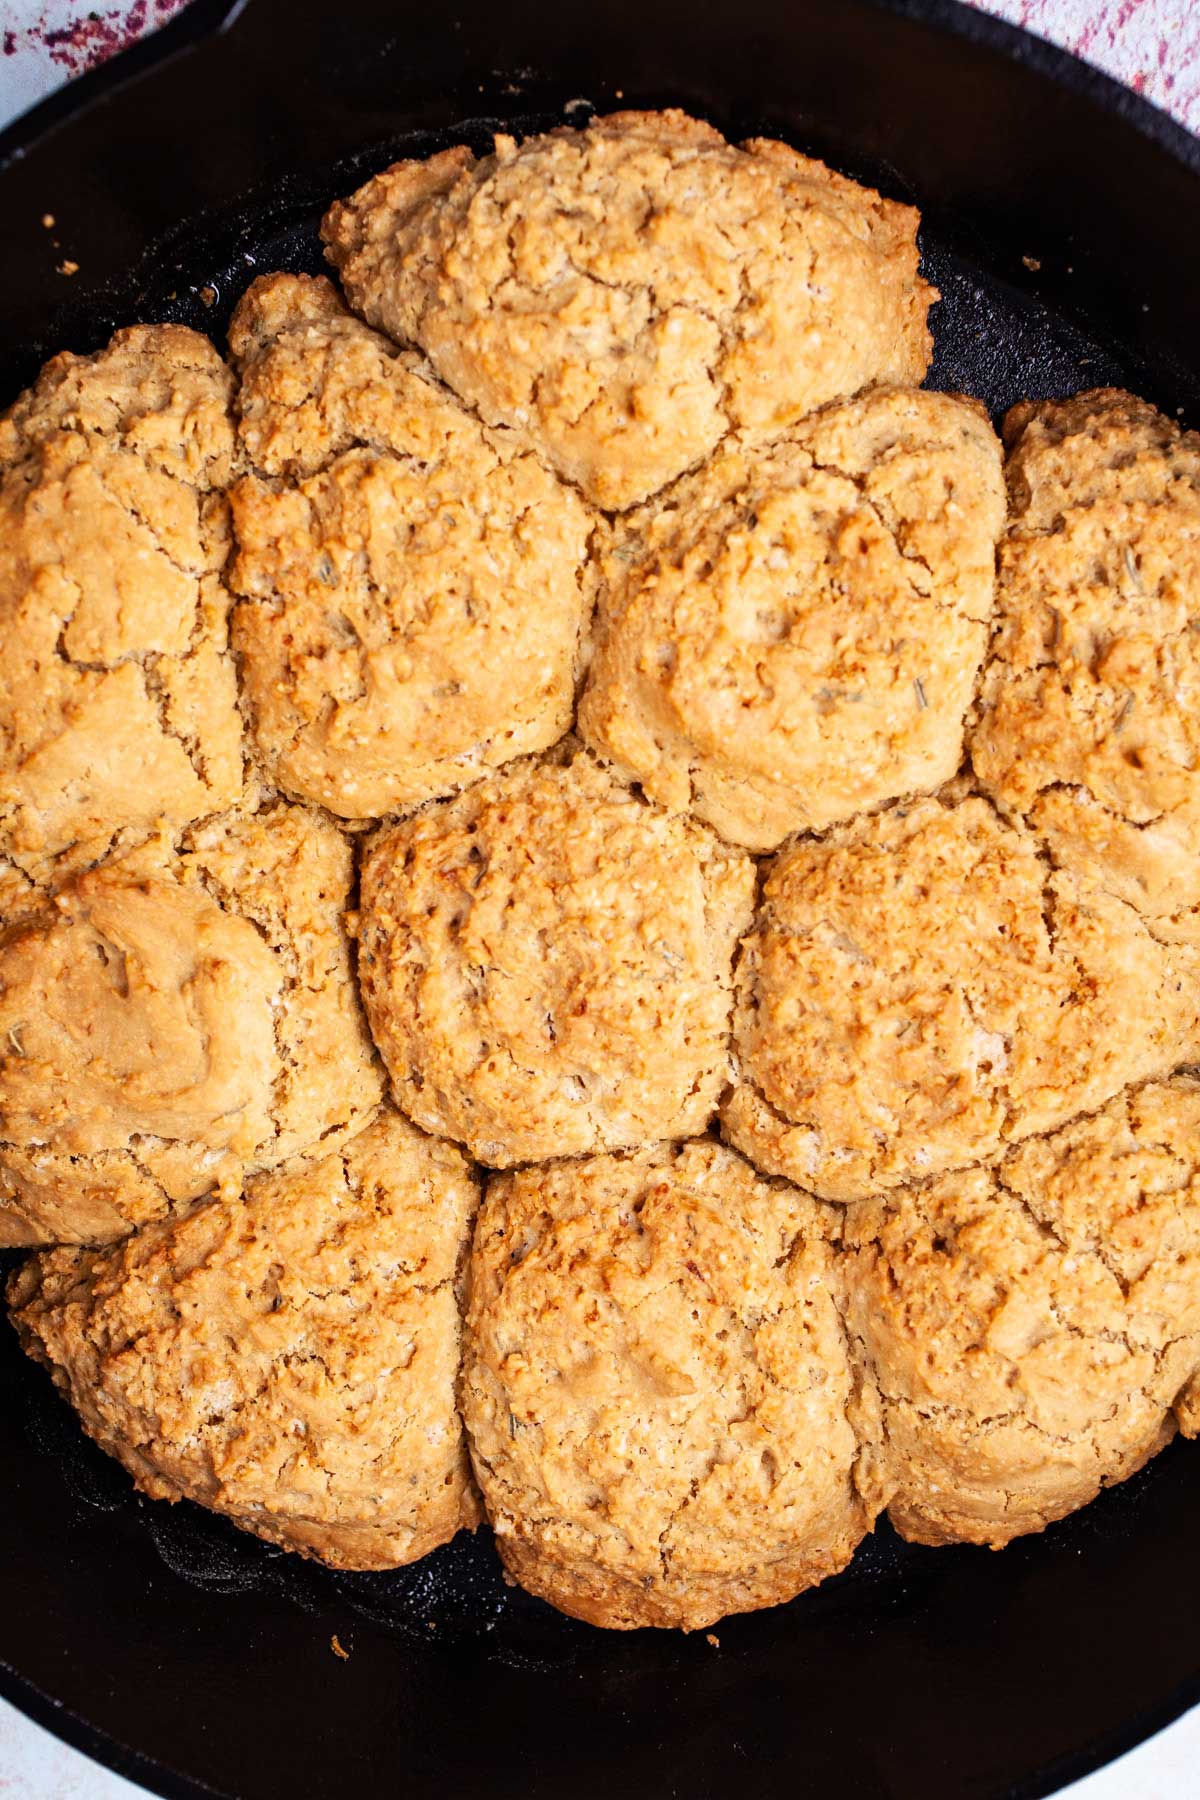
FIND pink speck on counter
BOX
[0,0,190,118]
[991,0,1200,128]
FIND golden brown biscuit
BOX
[971,389,1200,937]
[579,388,1004,849]
[0,856,37,923]
[0,799,382,1247]
[844,1077,1200,1547]
[227,274,594,820]
[0,326,244,885]
[464,1140,878,1629]
[722,795,1200,1199]
[356,750,755,1165]
[9,1108,481,1569]
[322,110,935,510]
[1176,1373,1200,1437]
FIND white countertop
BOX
[1,1,1198,1794]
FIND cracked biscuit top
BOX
[844,1076,1200,1547]
[579,387,1004,850]
[721,795,1200,1199]
[0,325,245,886]
[0,799,382,1248]
[227,274,594,820]
[463,1139,876,1630]
[321,110,935,511]
[8,1107,481,1570]
[971,389,1200,937]
[356,750,756,1166]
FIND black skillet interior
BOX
[2,2,1200,1796]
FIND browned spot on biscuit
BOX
[227,275,594,821]
[464,1140,878,1630]
[322,111,935,510]
[357,749,755,1166]
[8,1109,480,1568]
[843,1076,1200,1547]
[580,387,1004,850]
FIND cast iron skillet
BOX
[2,2,1199,1795]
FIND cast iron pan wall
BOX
[1,3,1198,1796]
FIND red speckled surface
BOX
[995,0,1200,123]
[3,1,188,75]
[0,0,190,115]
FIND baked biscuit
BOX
[9,1108,481,1569]
[844,1077,1200,1547]
[579,388,1004,850]
[0,857,37,923]
[1177,1373,1200,1437]
[356,751,755,1165]
[722,795,1200,1199]
[322,110,935,510]
[0,326,244,885]
[464,1140,877,1629]
[0,800,382,1247]
[227,274,594,820]
[971,390,1200,937]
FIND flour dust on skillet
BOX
[3,14,1200,1799]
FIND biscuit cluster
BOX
[4,110,1200,1631]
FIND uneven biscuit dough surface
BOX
[0,799,382,1248]
[844,1077,1200,1548]
[971,389,1200,937]
[722,795,1200,1199]
[228,274,594,820]
[580,387,1004,850]
[9,1108,481,1569]
[356,751,756,1166]
[464,1140,879,1629]
[0,325,245,885]
[6,111,1200,1629]
[322,110,935,510]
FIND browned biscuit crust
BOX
[843,1078,1200,1547]
[971,389,1200,936]
[0,325,245,886]
[464,1140,879,1629]
[8,1108,481,1569]
[356,751,755,1166]
[322,111,935,510]
[722,795,1200,1198]
[227,274,594,820]
[579,387,1003,849]
[0,799,382,1247]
